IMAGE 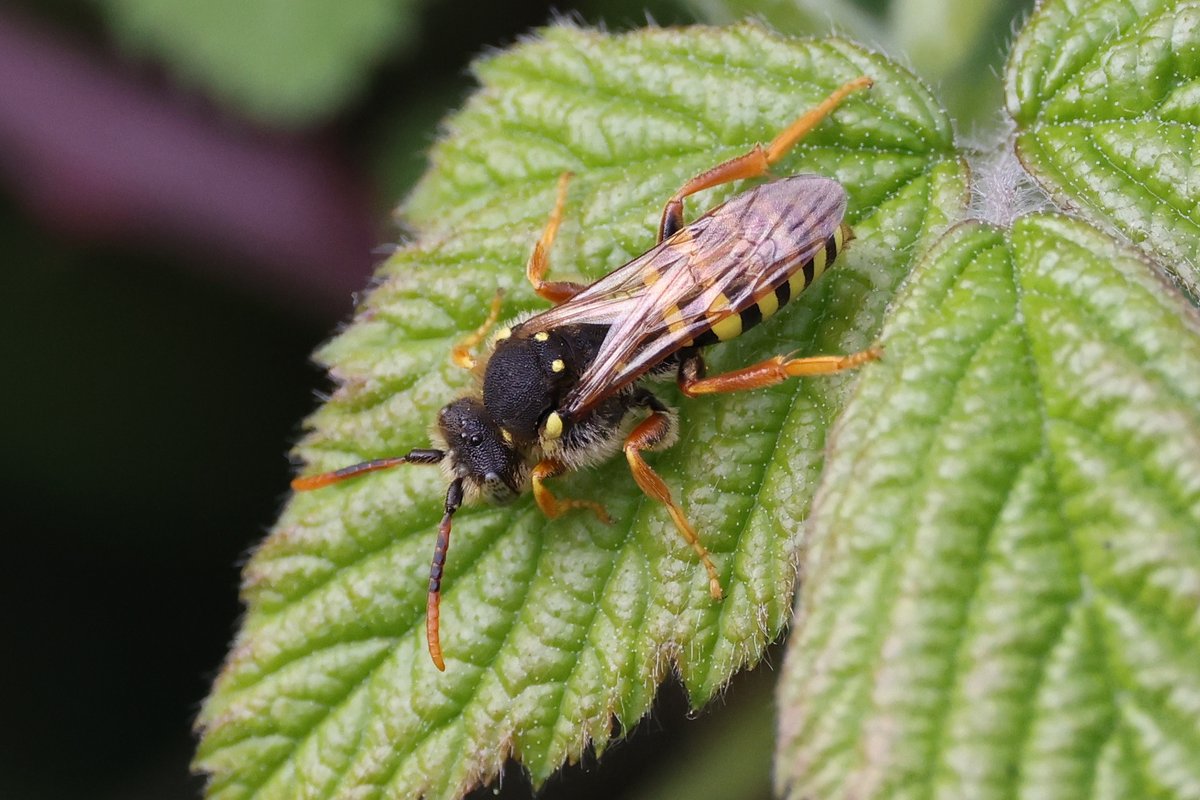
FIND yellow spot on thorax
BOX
[544,411,563,439]
[534,331,550,342]
[551,359,565,373]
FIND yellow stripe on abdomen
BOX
[787,264,809,299]
[710,312,742,341]
[691,224,851,348]
[756,290,780,321]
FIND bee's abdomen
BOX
[692,223,849,347]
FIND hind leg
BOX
[657,76,873,241]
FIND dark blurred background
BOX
[0,0,1024,797]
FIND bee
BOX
[293,76,881,671]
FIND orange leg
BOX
[678,347,882,397]
[291,448,444,491]
[531,459,611,523]
[658,75,874,241]
[426,477,464,671]
[451,289,505,370]
[624,413,723,600]
[527,172,587,305]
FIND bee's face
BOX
[436,397,526,503]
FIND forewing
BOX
[519,244,694,331]
[562,175,847,418]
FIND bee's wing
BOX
[557,175,847,419]
[516,243,684,331]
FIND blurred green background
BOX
[0,0,1027,798]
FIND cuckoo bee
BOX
[293,76,881,671]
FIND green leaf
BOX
[195,23,966,800]
[776,214,1200,800]
[100,0,418,126]
[686,0,1034,128]
[1006,0,1200,296]
[624,668,776,800]
[683,0,887,43]
[888,0,1031,127]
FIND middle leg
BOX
[677,347,881,397]
[623,396,723,600]
[527,172,588,305]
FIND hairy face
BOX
[436,397,525,502]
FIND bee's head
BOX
[436,397,526,503]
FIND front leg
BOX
[531,458,610,522]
